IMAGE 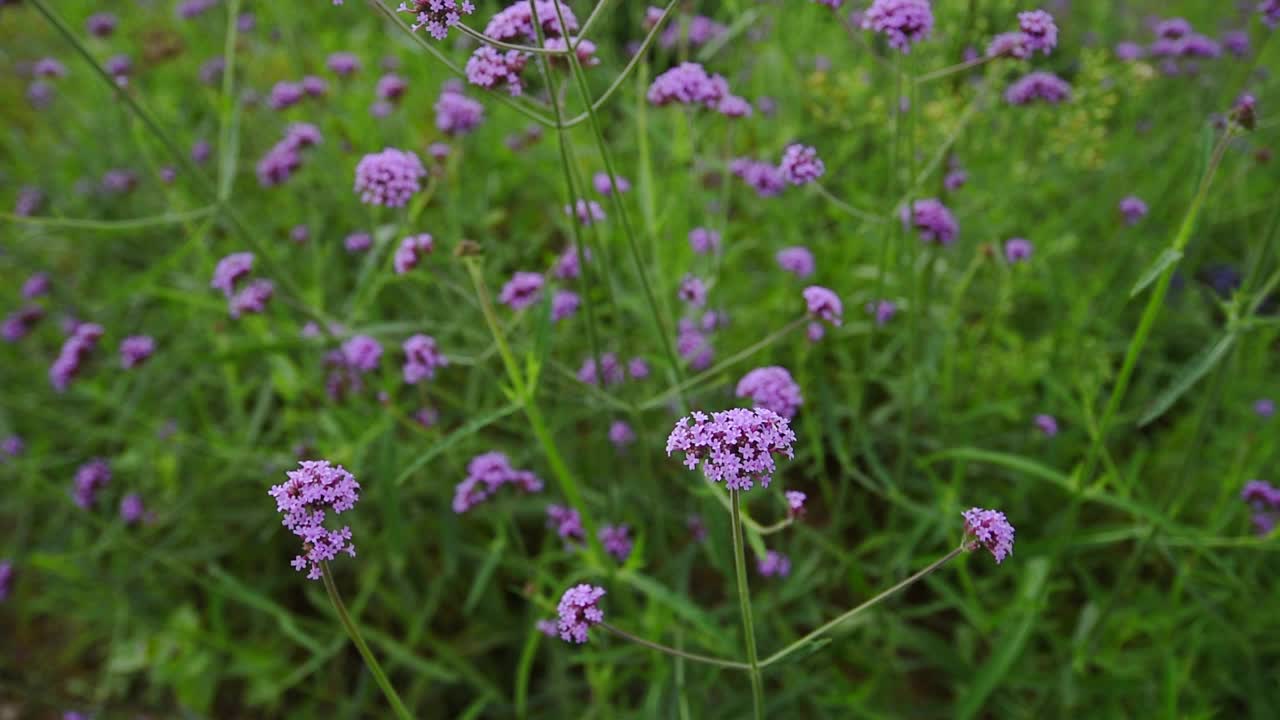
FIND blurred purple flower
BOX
[119,335,156,369]
[403,334,447,383]
[757,550,791,577]
[803,286,843,326]
[736,366,803,419]
[394,234,434,274]
[688,227,721,254]
[776,246,815,278]
[599,524,633,562]
[355,148,427,207]
[499,271,545,310]
[73,458,111,509]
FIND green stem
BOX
[1,206,216,230]
[811,183,887,223]
[456,23,567,54]
[321,563,415,720]
[600,623,751,671]
[730,491,765,720]
[760,545,966,668]
[915,55,992,83]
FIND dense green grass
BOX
[2,0,1279,717]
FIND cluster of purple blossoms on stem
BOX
[341,335,383,373]
[758,550,791,578]
[679,275,708,308]
[804,286,843,326]
[1241,480,1280,535]
[398,0,475,39]
[436,81,485,136]
[50,323,104,392]
[33,58,67,78]
[465,47,529,96]
[1119,195,1148,225]
[453,452,543,513]
[1222,31,1250,58]
[556,584,604,643]
[346,233,373,253]
[499,271,546,310]
[554,245,589,280]
[861,0,935,53]
[257,123,323,187]
[776,247,815,278]
[230,280,274,319]
[119,335,156,369]
[599,524,633,562]
[609,420,636,448]
[546,504,585,546]
[1017,10,1058,55]
[903,198,959,245]
[269,460,361,580]
[1005,71,1072,105]
[565,199,606,225]
[394,234,434,274]
[551,290,580,322]
[593,173,630,196]
[73,458,111,509]
[987,32,1030,59]
[577,352,625,386]
[866,300,897,326]
[211,252,274,318]
[1004,238,1033,263]
[962,508,1016,563]
[666,408,797,491]
[403,334,447,384]
[647,62,750,117]
[736,366,803,419]
[269,82,306,111]
[355,148,427,207]
[779,144,825,185]
[688,227,721,254]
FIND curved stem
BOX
[811,183,886,224]
[730,491,765,720]
[708,486,794,535]
[759,545,966,668]
[915,54,993,84]
[577,0,613,39]
[456,22,567,55]
[601,623,751,670]
[320,564,415,720]
[1,206,216,230]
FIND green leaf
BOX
[1137,332,1236,427]
[463,532,507,614]
[1129,248,1183,298]
[395,401,520,485]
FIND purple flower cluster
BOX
[2,306,44,342]
[658,13,726,49]
[435,81,485,136]
[1034,413,1059,436]
[1256,398,1275,418]
[269,81,306,111]
[565,199,606,225]
[546,504,585,546]
[1004,237,1033,263]
[15,186,45,217]
[354,148,427,207]
[50,323,104,392]
[593,172,630,196]
[1017,10,1058,55]
[1241,480,1280,535]
[402,334,447,384]
[679,275,708,308]
[499,271,546,310]
[398,0,476,40]
[1005,71,1072,105]
[465,47,530,96]
[485,0,578,40]
[119,335,156,369]
[730,158,786,197]
[778,144,825,185]
[688,227,721,254]
[666,408,797,491]
[1,436,22,460]
[861,0,935,53]
[987,32,1030,59]
[86,12,118,37]
[556,584,604,643]
[962,507,1016,563]
[120,493,146,525]
[1263,0,1280,29]
[776,246,815,278]
[72,458,111,509]
[341,335,383,373]
[804,286,843,326]
[599,524,633,562]
[452,452,543,513]
[394,234,435,274]
[786,490,807,517]
[1119,195,1148,225]
[902,198,959,245]
[268,460,361,580]
[178,0,218,20]
[327,52,361,76]
[0,561,12,602]
[257,123,323,187]
[577,352,625,386]
[554,245,589,279]
[866,300,897,326]
[551,290,580,322]
[346,233,373,253]
[736,366,804,419]
[647,63,750,117]
[677,318,715,370]
[608,420,636,448]
[211,252,274,318]
[757,550,791,578]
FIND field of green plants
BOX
[2,0,1279,717]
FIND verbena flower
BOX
[1034,414,1059,436]
[377,74,408,102]
[543,36,601,67]
[599,524,633,562]
[2,306,44,342]
[1,435,23,460]
[1222,31,1250,57]
[608,420,636,448]
[1115,42,1143,61]
[301,76,328,98]
[861,0,934,53]
[86,12,118,37]
[866,300,897,326]
[1261,0,1280,29]
[1119,195,1148,225]
[50,323,104,392]
[666,408,797,491]
[1005,71,1072,105]
[677,320,714,370]
[465,47,529,96]
[177,0,218,20]
[1017,10,1058,55]
[554,246,589,280]
[290,225,310,244]
[628,358,650,379]
[577,352,624,386]
[1255,398,1275,418]
[73,458,112,509]
[902,198,959,245]
[776,247,815,278]
[647,62,748,116]
[345,233,372,253]
[327,52,361,76]
[269,460,361,580]
[119,335,156,369]
[556,584,605,643]
[688,227,721,254]
[120,493,146,525]
[485,0,579,41]
[341,335,383,373]
[33,58,67,78]
[398,0,476,40]
[269,81,305,111]
[394,234,434,274]
[962,507,1015,563]
[435,81,484,135]
[453,452,543,513]
[778,144,825,185]
[786,490,807,517]
[659,14,726,49]
[593,172,630,196]
[229,279,274,319]
[679,275,708,307]
[355,148,426,207]
[803,286,843,326]
[551,290,580,322]
[1232,93,1257,131]
[736,366,803,419]
[987,32,1030,59]
[1004,238,1033,263]
[101,169,138,194]
[757,550,791,577]
[15,186,44,217]
[107,54,132,82]
[546,504,585,546]
[565,199,606,225]
[403,334,447,384]
[730,158,786,197]
[499,271,545,310]
[687,514,708,542]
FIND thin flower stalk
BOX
[321,563,414,720]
